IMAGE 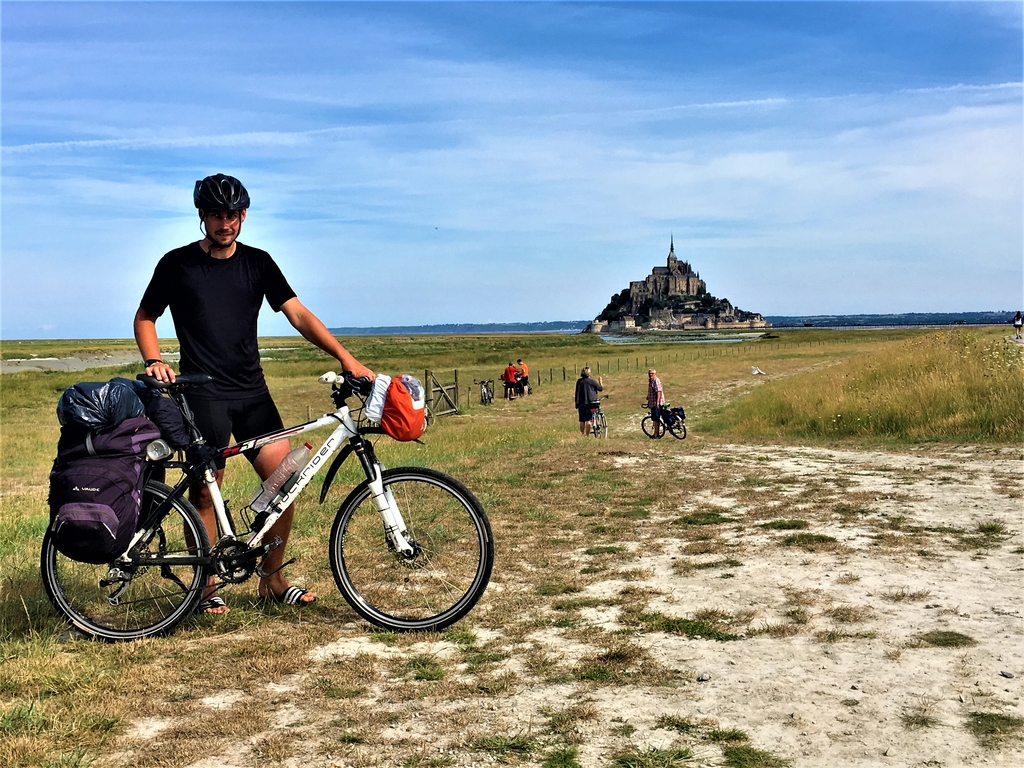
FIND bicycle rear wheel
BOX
[668,420,687,439]
[329,467,493,632]
[41,481,210,641]
[592,412,608,438]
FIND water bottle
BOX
[249,443,312,512]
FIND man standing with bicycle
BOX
[647,369,665,438]
[575,366,603,436]
[134,174,374,613]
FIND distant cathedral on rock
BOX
[584,238,768,334]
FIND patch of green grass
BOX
[975,519,1007,536]
[611,747,693,767]
[918,631,977,648]
[638,611,739,641]
[537,582,582,597]
[675,511,732,526]
[543,745,582,768]
[759,519,808,530]
[473,733,538,756]
[585,545,624,555]
[544,703,599,733]
[692,558,743,570]
[654,714,696,734]
[612,507,650,519]
[709,727,750,742]
[722,745,791,768]
[901,709,937,730]
[406,654,445,680]
[443,628,477,647]
[966,712,1024,748]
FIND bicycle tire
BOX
[668,420,687,440]
[41,480,210,641]
[641,415,662,439]
[592,412,608,438]
[329,467,494,632]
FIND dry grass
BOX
[2,329,1022,767]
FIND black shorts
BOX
[188,394,284,468]
[578,404,598,423]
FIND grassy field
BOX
[1,327,1021,768]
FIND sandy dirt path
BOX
[101,443,1023,768]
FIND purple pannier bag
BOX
[48,416,162,564]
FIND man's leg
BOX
[189,470,229,613]
[252,440,316,604]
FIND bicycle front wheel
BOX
[329,467,494,632]
[641,415,661,438]
[40,481,210,641]
[668,420,687,440]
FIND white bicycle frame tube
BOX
[199,404,415,556]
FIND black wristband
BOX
[145,359,164,367]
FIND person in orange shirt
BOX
[516,359,530,395]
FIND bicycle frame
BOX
[128,380,416,564]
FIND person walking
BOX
[134,174,374,614]
[575,366,603,436]
[647,369,665,438]
[1013,311,1023,340]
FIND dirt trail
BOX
[102,443,1023,768]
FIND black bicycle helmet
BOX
[193,174,250,211]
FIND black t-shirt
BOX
[140,242,296,400]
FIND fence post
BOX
[425,369,432,410]
[563,367,566,381]
[550,367,553,383]
[454,369,460,410]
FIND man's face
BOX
[648,370,656,379]
[201,208,246,247]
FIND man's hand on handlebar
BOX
[342,360,375,382]
[145,360,176,384]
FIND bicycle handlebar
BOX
[136,372,215,390]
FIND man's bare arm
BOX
[280,298,374,380]
[133,307,176,383]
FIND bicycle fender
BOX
[319,444,355,504]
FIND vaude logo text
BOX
[72,486,101,492]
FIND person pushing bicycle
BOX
[574,366,603,436]
[647,369,665,438]
[133,174,374,614]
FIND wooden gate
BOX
[425,369,459,418]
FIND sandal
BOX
[197,595,230,615]
[259,586,316,607]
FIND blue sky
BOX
[2,1,1021,340]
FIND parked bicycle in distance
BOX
[590,395,609,438]
[642,403,686,440]
[475,379,494,406]
[41,371,494,641]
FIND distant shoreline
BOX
[326,312,1015,336]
